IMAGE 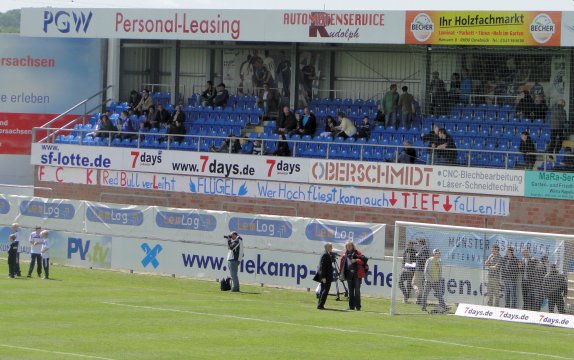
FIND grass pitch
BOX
[0,260,573,360]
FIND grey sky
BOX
[2,0,574,12]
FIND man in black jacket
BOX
[276,105,297,134]
[317,243,334,309]
[399,240,418,303]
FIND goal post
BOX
[390,221,574,316]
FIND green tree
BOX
[0,9,21,33]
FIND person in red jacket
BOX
[339,240,368,311]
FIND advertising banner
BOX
[406,11,561,46]
[455,303,574,329]
[17,197,85,233]
[0,34,102,154]
[309,160,525,196]
[21,8,406,44]
[524,170,574,200]
[406,226,564,270]
[99,169,511,216]
[31,144,309,183]
[561,12,574,46]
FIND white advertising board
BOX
[21,8,406,44]
[308,160,525,196]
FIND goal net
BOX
[390,221,574,316]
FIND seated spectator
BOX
[398,140,417,163]
[435,128,457,165]
[210,135,240,153]
[128,90,142,111]
[171,104,186,124]
[240,138,254,154]
[257,82,278,116]
[273,134,291,156]
[252,140,262,155]
[290,108,317,136]
[135,89,154,115]
[533,95,548,120]
[557,147,574,171]
[320,115,337,137]
[166,118,187,143]
[144,105,159,129]
[276,105,297,134]
[155,104,171,128]
[373,109,385,125]
[516,90,535,119]
[421,124,440,147]
[95,114,118,139]
[519,131,537,169]
[355,116,372,139]
[200,81,216,107]
[212,83,229,107]
[117,111,137,140]
[334,112,357,139]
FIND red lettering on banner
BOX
[200,155,209,172]
[390,192,397,206]
[411,192,418,209]
[420,193,429,210]
[443,195,453,211]
[120,172,126,187]
[152,175,158,189]
[86,169,93,185]
[56,166,64,182]
[102,170,108,184]
[266,159,276,177]
[432,193,440,211]
[38,165,45,180]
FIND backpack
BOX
[362,256,370,272]
[220,277,232,291]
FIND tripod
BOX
[329,256,348,301]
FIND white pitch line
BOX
[103,302,573,360]
[0,344,115,360]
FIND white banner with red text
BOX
[21,8,406,44]
[31,145,526,197]
[455,303,574,329]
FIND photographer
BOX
[339,240,368,311]
[316,243,334,310]
[226,231,243,292]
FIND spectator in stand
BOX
[548,99,567,156]
[382,84,399,128]
[398,240,417,303]
[421,124,440,147]
[290,107,317,136]
[435,128,457,165]
[273,134,291,157]
[145,105,159,129]
[519,131,537,169]
[557,147,574,171]
[171,104,186,125]
[532,95,548,121]
[430,71,448,116]
[135,89,154,115]
[257,82,278,116]
[117,110,137,140]
[421,248,447,313]
[166,118,187,143]
[485,244,502,307]
[520,249,540,311]
[154,104,171,128]
[276,51,291,98]
[95,114,118,139]
[334,112,357,139]
[398,140,417,164]
[276,105,297,134]
[320,115,338,138]
[252,140,262,155]
[200,81,216,107]
[460,68,472,103]
[544,264,567,314]
[449,72,461,106]
[413,238,431,305]
[301,56,316,103]
[397,86,415,129]
[212,83,229,108]
[516,90,535,119]
[128,89,142,111]
[211,135,240,154]
[501,246,521,309]
[373,109,385,125]
[355,116,372,139]
[240,138,254,154]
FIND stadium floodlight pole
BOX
[390,224,402,315]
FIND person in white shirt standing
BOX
[40,230,50,280]
[27,225,43,278]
